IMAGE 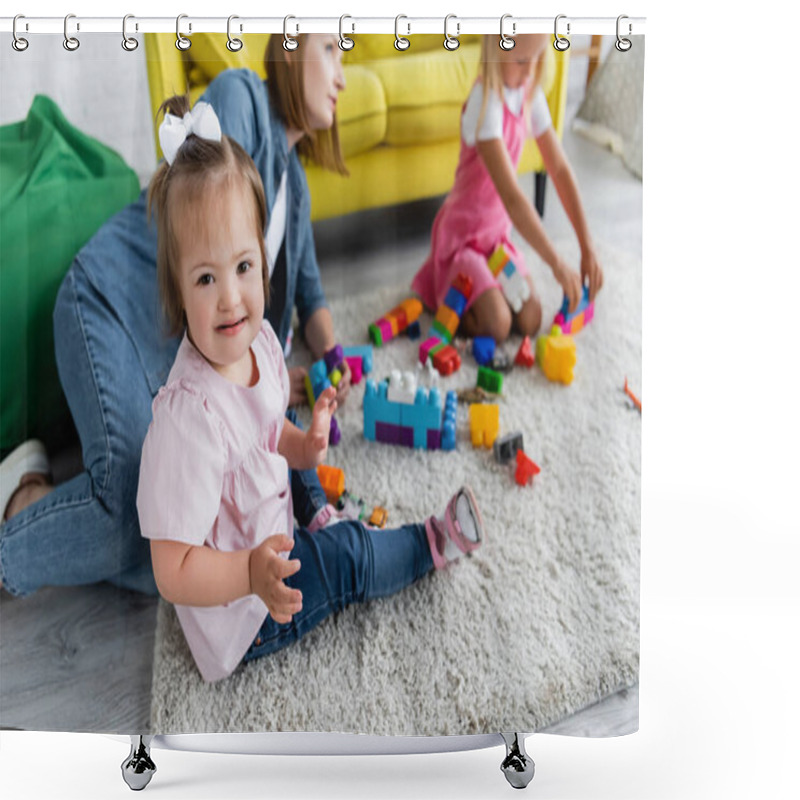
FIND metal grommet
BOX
[63,14,80,51]
[283,15,299,51]
[12,14,29,52]
[444,14,460,51]
[615,14,632,52]
[553,14,570,51]
[227,15,243,52]
[122,14,139,51]
[499,14,515,51]
[175,14,191,51]
[339,14,354,51]
[394,15,410,51]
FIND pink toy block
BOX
[345,356,363,385]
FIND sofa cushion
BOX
[345,33,482,63]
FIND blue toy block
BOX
[406,320,421,340]
[473,337,496,366]
[503,261,516,279]
[558,285,591,321]
[441,390,457,450]
[444,287,467,318]
[343,345,374,375]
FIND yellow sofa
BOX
[144,33,569,221]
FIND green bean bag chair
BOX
[1,95,140,455]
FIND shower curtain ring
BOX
[175,14,191,50]
[227,15,243,52]
[12,14,29,52]
[63,14,80,51]
[339,15,355,51]
[122,14,139,51]
[394,15,410,51]
[283,15,299,51]
[615,15,632,52]
[554,14,570,51]
[499,14,515,50]
[444,14,460,51]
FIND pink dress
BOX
[412,82,533,311]
[137,320,292,682]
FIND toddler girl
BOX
[412,35,604,343]
[137,96,485,682]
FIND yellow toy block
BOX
[304,374,317,408]
[330,368,342,387]
[469,403,500,448]
[434,304,460,338]
[487,244,510,277]
[536,325,576,385]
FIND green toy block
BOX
[477,365,503,394]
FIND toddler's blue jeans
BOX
[243,520,433,663]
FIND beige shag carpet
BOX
[149,239,640,736]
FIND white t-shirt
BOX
[461,83,552,146]
[265,170,287,277]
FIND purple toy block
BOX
[399,426,415,448]
[324,344,344,374]
[427,429,441,450]
[329,416,341,446]
[376,421,401,445]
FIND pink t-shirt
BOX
[137,320,292,682]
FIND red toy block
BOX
[514,335,535,367]
[453,273,473,300]
[515,450,541,486]
[432,344,461,376]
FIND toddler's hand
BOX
[581,248,604,302]
[334,360,351,406]
[553,261,583,314]
[306,386,338,465]
[249,534,302,624]
[287,366,309,407]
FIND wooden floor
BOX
[0,40,641,738]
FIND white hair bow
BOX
[159,101,222,165]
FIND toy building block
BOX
[441,390,458,451]
[316,464,345,504]
[477,366,503,395]
[419,273,473,376]
[342,345,373,375]
[472,336,496,366]
[494,431,524,464]
[305,348,346,445]
[469,403,499,449]
[488,243,531,313]
[553,285,594,335]
[406,320,421,340]
[369,298,423,347]
[490,350,513,373]
[514,336,535,367]
[368,506,388,528]
[345,356,363,385]
[515,449,541,486]
[536,325,577,385]
[387,370,417,405]
[364,378,452,451]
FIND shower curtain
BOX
[0,26,642,742]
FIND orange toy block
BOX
[515,450,541,486]
[400,298,423,323]
[434,304,460,339]
[469,403,500,449]
[316,464,345,504]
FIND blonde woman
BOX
[0,35,355,596]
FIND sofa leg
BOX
[534,172,547,218]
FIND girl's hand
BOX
[334,360,351,406]
[553,260,583,315]
[248,534,302,624]
[581,248,604,302]
[306,385,337,465]
[288,366,309,407]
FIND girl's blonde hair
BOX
[147,94,269,337]
[476,35,548,140]
[264,34,348,175]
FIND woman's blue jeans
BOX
[0,264,331,597]
[243,520,433,663]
